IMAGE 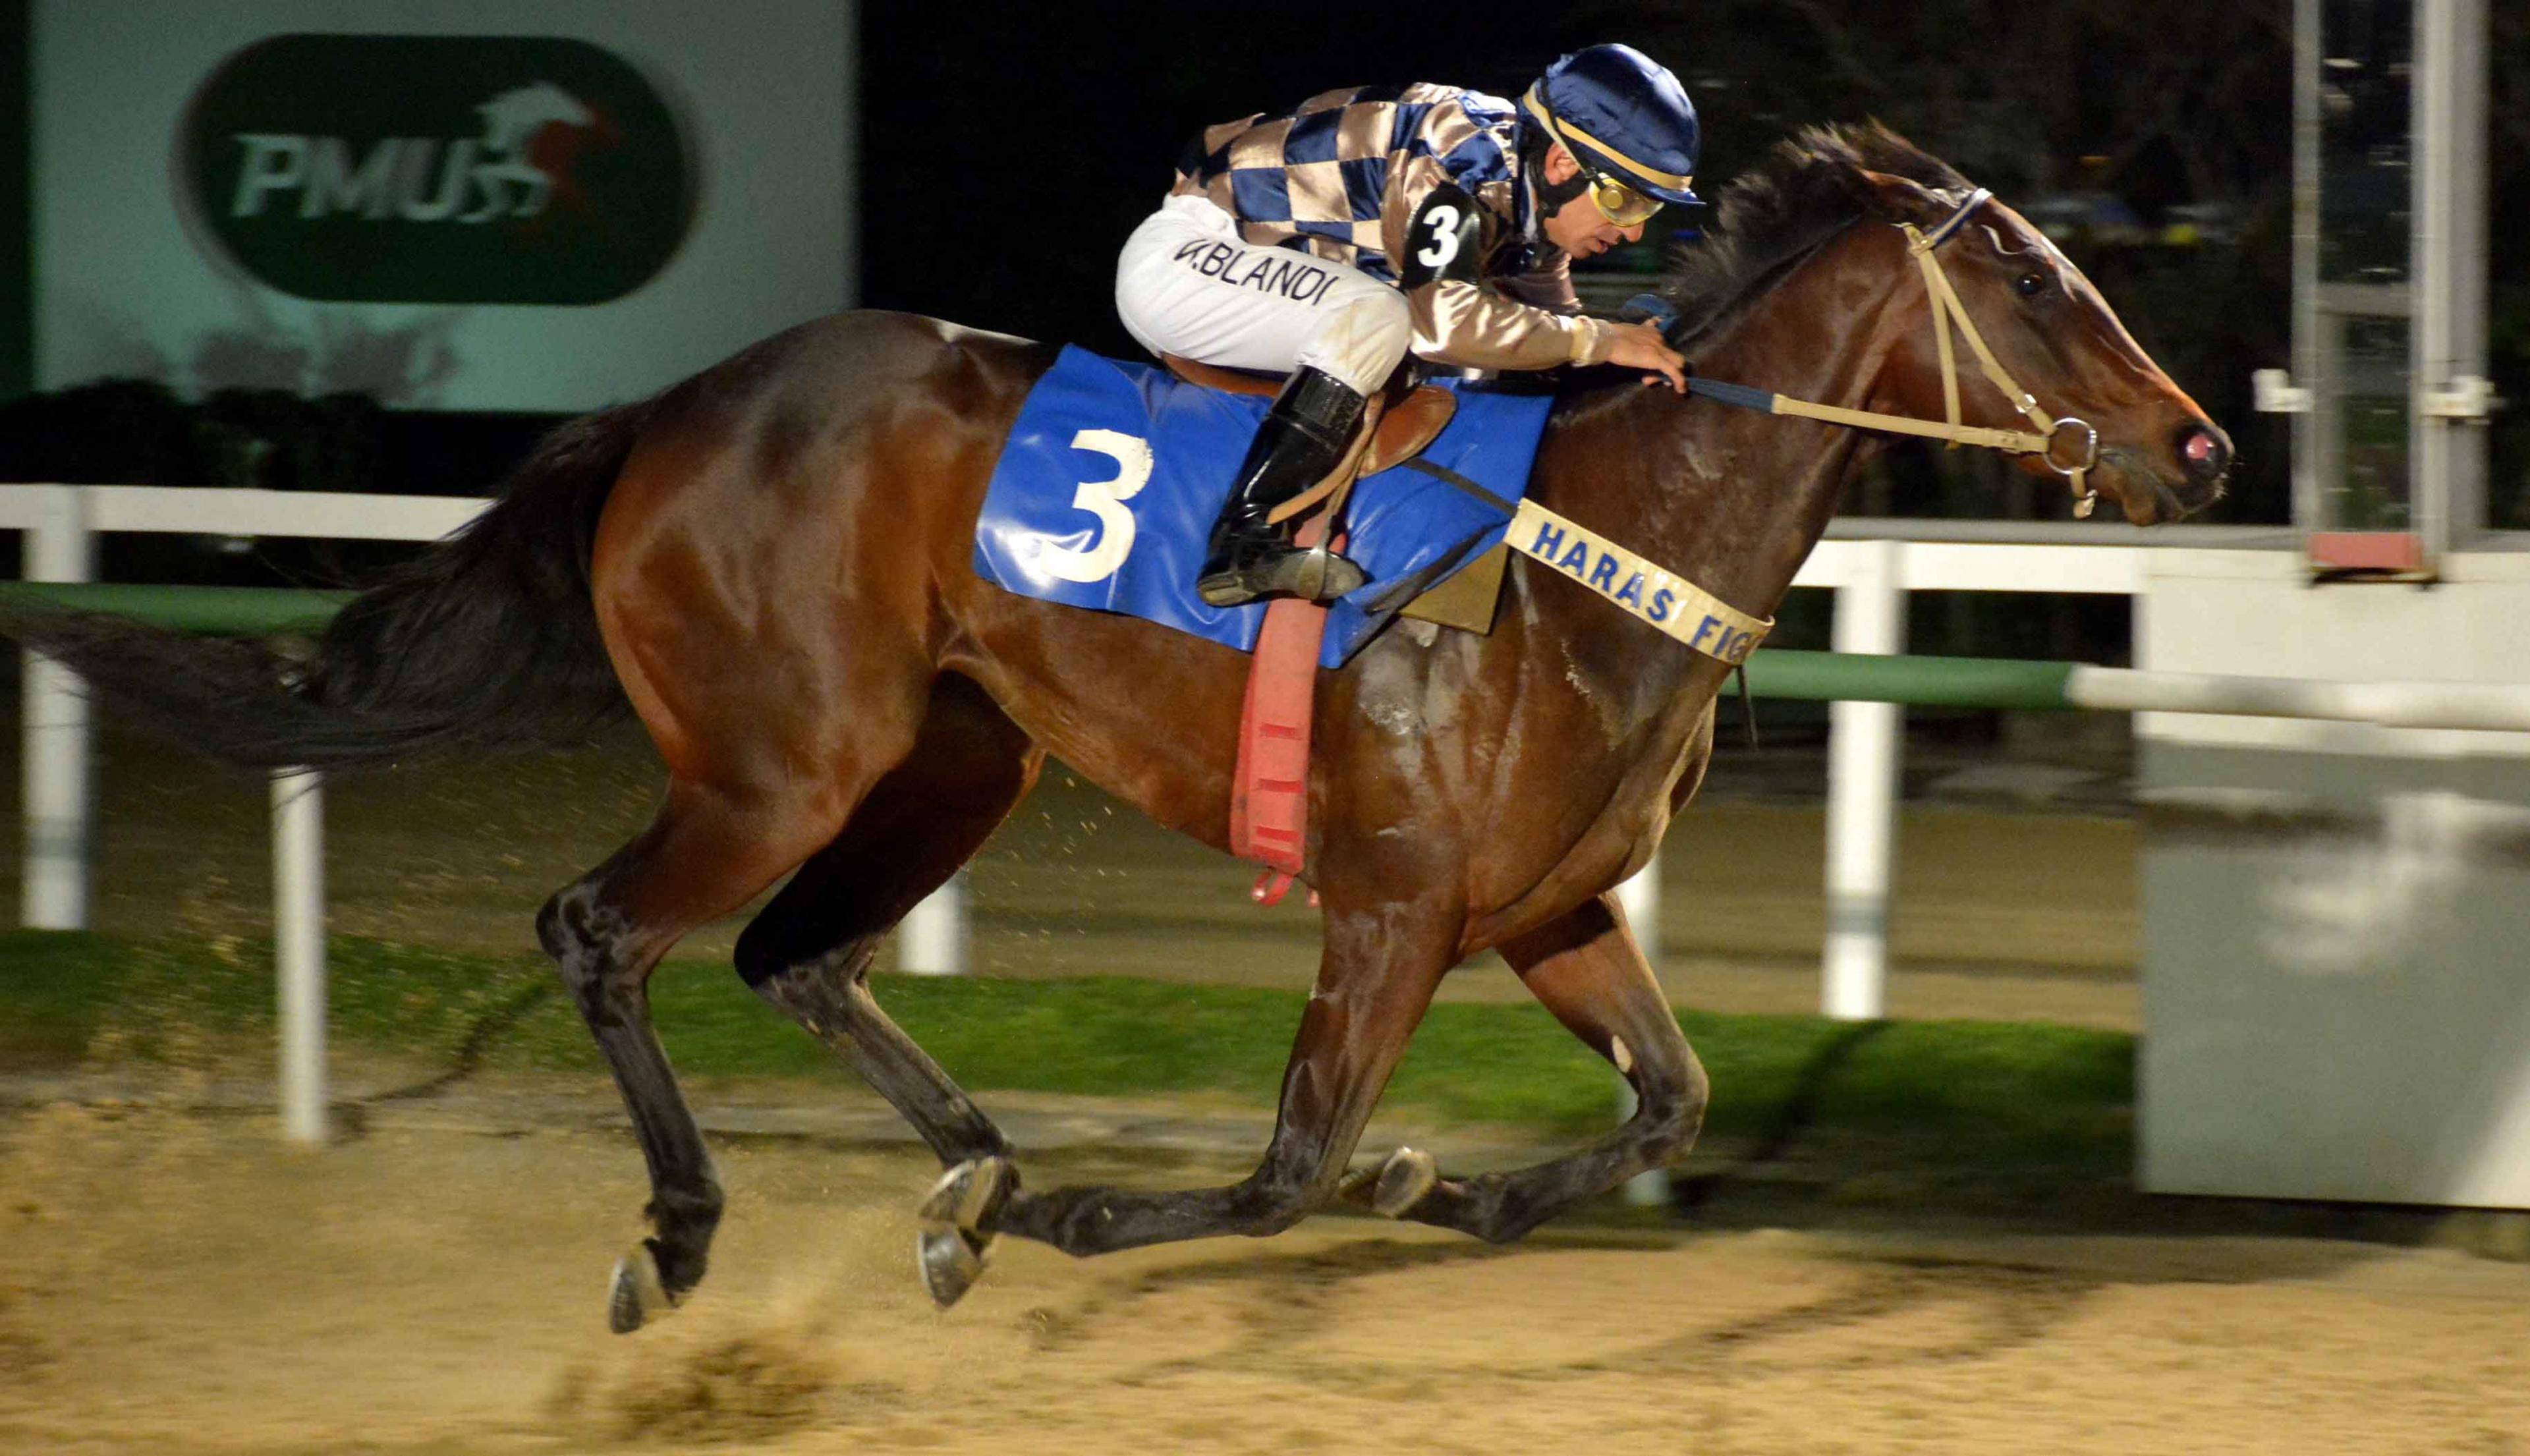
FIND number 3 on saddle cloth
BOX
[975,345,1550,662]
[973,345,1555,888]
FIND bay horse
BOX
[7,125,2229,1329]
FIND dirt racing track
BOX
[5,1094,2529,1456]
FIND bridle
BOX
[1500,185,2111,672]
[1678,186,2104,517]
[1896,188,2099,515]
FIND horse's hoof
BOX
[1358,1147,1437,1218]
[607,1243,675,1334]
[914,1158,1014,1310]
[915,1223,996,1310]
[918,1156,1014,1229]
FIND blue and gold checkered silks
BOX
[1170,84,1526,283]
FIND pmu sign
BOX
[180,34,693,305]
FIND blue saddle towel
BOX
[973,345,1553,667]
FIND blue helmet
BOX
[1522,43,1702,213]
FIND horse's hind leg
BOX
[1367,893,1708,1243]
[559,403,952,1330]
[539,781,855,1332]
[735,673,1043,1167]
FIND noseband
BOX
[1898,188,2100,516]
[1678,186,2102,517]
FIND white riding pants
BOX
[1114,194,1412,396]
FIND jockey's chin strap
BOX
[1683,186,2102,518]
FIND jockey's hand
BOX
[1606,322,1689,393]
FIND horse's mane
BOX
[1652,121,1971,351]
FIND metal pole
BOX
[900,870,967,976]
[1614,860,1668,1206]
[273,768,327,1144]
[2412,0,2490,556]
[2288,0,2323,536]
[21,486,95,930]
[1822,542,1906,1021]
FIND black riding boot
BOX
[1195,366,1371,607]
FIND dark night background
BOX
[5,0,2526,549]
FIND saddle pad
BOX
[974,345,1552,667]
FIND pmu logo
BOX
[181,35,693,305]
[229,82,599,226]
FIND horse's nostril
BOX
[2178,424,2230,480]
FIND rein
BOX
[1672,188,2102,517]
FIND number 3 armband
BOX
[1399,184,1485,289]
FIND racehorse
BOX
[5,124,2229,1330]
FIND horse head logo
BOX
[465,80,595,222]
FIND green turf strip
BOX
[0,930,2129,1158]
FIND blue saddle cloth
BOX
[973,345,1552,667]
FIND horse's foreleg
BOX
[539,782,853,1332]
[738,676,1042,1166]
[1380,893,1708,1243]
[957,897,1458,1271]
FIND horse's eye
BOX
[2015,271,2048,298]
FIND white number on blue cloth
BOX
[1036,428,1153,583]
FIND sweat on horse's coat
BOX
[0,123,2232,1328]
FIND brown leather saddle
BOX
[1158,354,1459,524]
[1156,353,1509,634]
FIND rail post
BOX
[20,486,95,930]
[1616,860,1660,970]
[1614,861,1670,1206]
[1822,542,1907,1020]
[273,768,327,1144]
[901,871,967,976]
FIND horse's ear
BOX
[1853,169,1947,227]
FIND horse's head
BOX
[1849,167,2233,524]
[1656,125,2233,526]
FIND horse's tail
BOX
[0,400,654,770]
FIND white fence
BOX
[11,484,2520,1142]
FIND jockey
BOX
[1116,43,1700,607]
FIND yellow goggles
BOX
[1523,86,1684,230]
[1586,170,1664,228]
